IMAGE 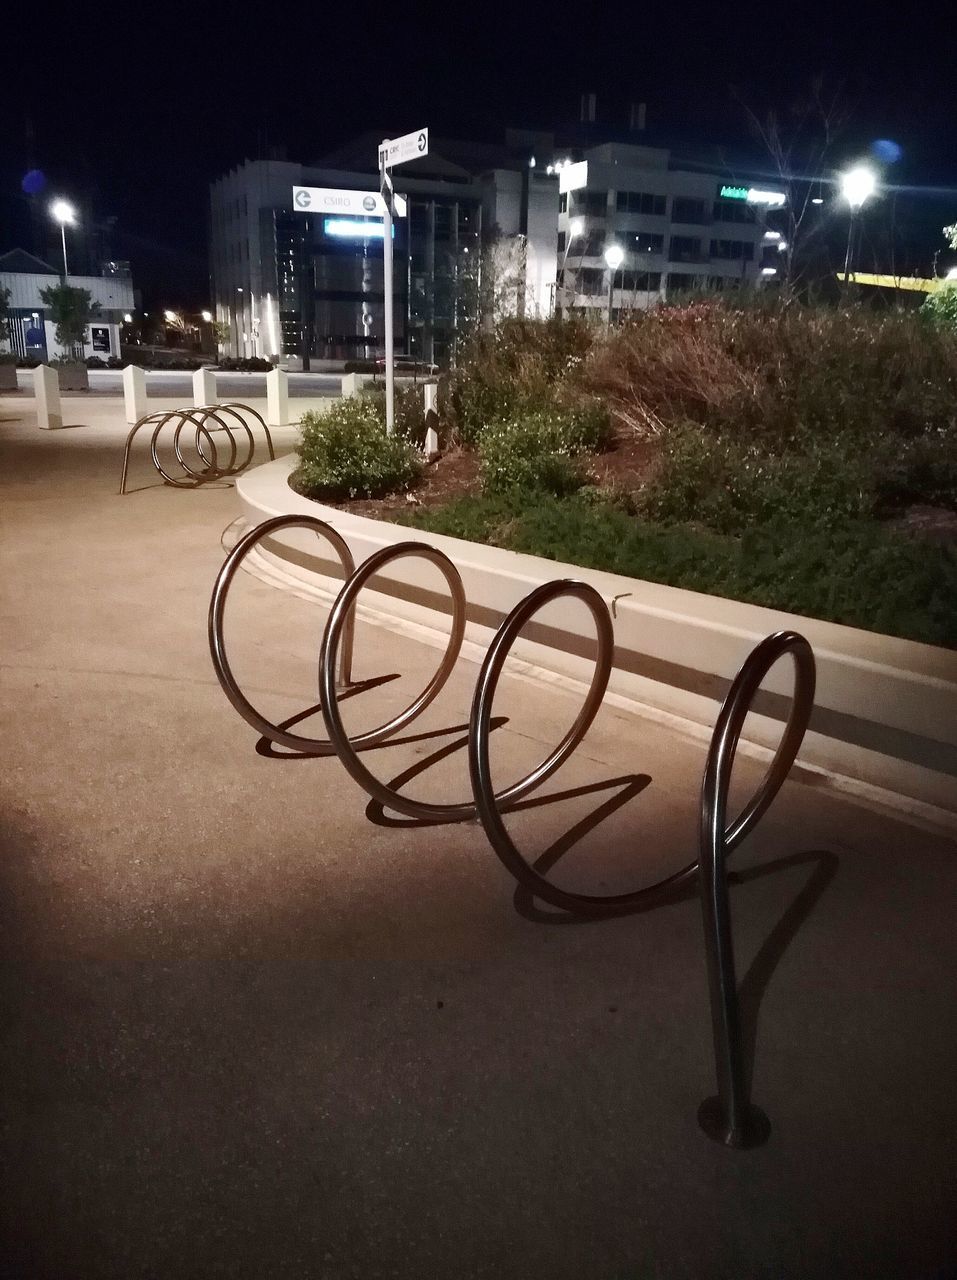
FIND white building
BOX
[0,250,134,360]
[209,132,561,365]
[556,142,784,317]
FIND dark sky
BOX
[3,0,956,306]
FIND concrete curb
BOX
[236,455,957,819]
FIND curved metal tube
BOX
[209,514,359,754]
[469,580,704,914]
[119,409,182,494]
[214,402,275,461]
[318,543,471,819]
[182,407,252,479]
[320,556,617,824]
[153,410,225,487]
[697,630,816,1149]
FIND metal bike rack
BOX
[119,402,275,494]
[209,516,816,1148]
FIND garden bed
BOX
[289,303,957,650]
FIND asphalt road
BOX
[16,369,340,398]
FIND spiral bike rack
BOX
[209,516,816,1148]
[119,402,275,494]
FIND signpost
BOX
[378,127,428,433]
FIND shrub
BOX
[921,282,957,334]
[581,299,957,447]
[85,355,106,369]
[639,425,877,534]
[478,405,610,498]
[294,398,421,500]
[216,356,273,372]
[448,315,594,442]
[359,384,428,446]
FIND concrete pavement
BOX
[2,398,957,1279]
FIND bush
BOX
[921,282,957,334]
[639,425,878,534]
[215,356,273,372]
[581,299,957,447]
[107,356,124,369]
[293,397,422,500]
[478,404,611,498]
[448,315,594,443]
[359,384,428,446]
[85,355,106,369]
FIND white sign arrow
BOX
[378,127,429,169]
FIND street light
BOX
[604,243,624,327]
[201,310,213,323]
[840,165,877,287]
[164,310,178,323]
[50,199,76,277]
[556,217,586,313]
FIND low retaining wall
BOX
[237,455,957,821]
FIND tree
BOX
[734,77,852,294]
[944,224,957,252]
[0,286,10,347]
[38,283,100,359]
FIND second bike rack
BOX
[119,402,275,495]
[209,513,816,1148]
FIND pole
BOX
[606,266,614,328]
[380,142,395,435]
[60,223,69,278]
[842,210,856,287]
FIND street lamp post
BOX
[557,217,585,314]
[50,199,76,278]
[603,243,624,328]
[840,166,877,288]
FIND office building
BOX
[209,131,562,365]
[556,141,784,317]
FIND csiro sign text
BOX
[291,186,391,217]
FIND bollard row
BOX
[209,513,815,1148]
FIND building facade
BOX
[556,142,783,317]
[209,134,562,365]
[209,125,786,364]
[0,249,134,360]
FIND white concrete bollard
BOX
[34,365,63,430]
[341,372,361,398]
[266,367,289,427]
[122,365,148,423]
[193,367,217,407]
[423,382,439,458]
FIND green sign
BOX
[719,185,748,201]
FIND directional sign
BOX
[291,186,391,217]
[378,127,429,169]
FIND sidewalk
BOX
[2,400,956,1280]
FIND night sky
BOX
[3,0,955,307]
